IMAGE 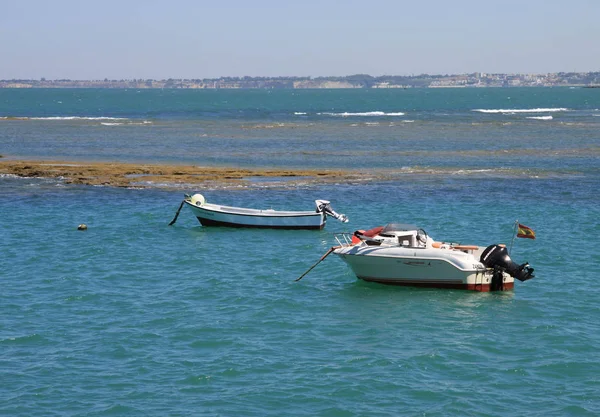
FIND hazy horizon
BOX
[1,0,599,80]
[3,70,600,82]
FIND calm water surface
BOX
[1,88,599,416]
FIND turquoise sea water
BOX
[1,88,599,416]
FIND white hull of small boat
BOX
[184,193,348,229]
[333,224,534,292]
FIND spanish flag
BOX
[517,223,536,239]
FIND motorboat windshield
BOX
[380,223,419,234]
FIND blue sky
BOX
[1,0,599,79]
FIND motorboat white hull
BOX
[335,246,513,291]
[182,194,347,230]
[332,223,533,292]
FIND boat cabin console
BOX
[351,223,430,248]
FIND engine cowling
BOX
[480,244,535,282]
[315,200,348,223]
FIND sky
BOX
[1,0,599,80]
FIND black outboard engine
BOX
[480,244,535,282]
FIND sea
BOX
[1,88,599,416]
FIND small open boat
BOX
[182,193,348,229]
[331,223,534,291]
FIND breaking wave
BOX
[33,116,128,120]
[526,115,553,120]
[101,121,152,126]
[391,166,575,179]
[318,111,406,117]
[472,108,568,114]
[1,116,128,121]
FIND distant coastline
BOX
[1,72,599,89]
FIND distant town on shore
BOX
[1,72,599,89]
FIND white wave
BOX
[472,108,568,114]
[396,167,538,177]
[30,116,129,120]
[318,111,405,117]
[451,169,495,175]
[294,112,307,115]
[527,115,553,120]
[100,120,151,126]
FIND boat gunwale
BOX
[184,200,324,218]
[334,249,489,273]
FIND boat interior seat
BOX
[352,229,384,246]
[351,234,363,245]
[360,226,384,238]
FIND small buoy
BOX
[77,224,88,231]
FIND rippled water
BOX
[1,88,599,415]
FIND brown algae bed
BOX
[0,159,377,189]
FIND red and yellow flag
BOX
[517,223,536,239]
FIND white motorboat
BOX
[180,193,348,229]
[332,223,534,292]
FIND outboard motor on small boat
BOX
[315,200,349,223]
[480,244,535,282]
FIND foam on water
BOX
[0,116,130,120]
[318,111,406,116]
[472,108,568,114]
[527,115,553,120]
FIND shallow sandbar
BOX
[0,159,372,189]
